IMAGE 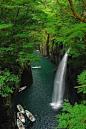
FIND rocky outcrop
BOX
[20,65,33,87]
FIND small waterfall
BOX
[50,49,69,109]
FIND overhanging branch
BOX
[57,0,86,23]
[68,0,86,23]
[57,0,75,18]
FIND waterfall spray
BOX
[50,49,69,109]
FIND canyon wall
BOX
[39,32,80,105]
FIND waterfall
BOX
[50,49,69,109]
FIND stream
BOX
[14,52,61,129]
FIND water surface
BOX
[14,52,60,129]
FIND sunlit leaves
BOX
[0,23,13,29]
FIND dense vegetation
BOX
[0,0,44,97]
[0,0,86,128]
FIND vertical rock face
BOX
[39,33,82,105]
[64,55,85,104]
[46,33,49,57]
[40,33,64,65]
[20,65,33,87]
[0,65,33,129]
[64,65,78,105]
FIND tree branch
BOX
[57,0,86,23]
[74,85,86,88]
[68,0,86,23]
[57,0,75,18]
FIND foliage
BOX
[0,0,48,97]
[57,23,86,58]
[77,70,86,93]
[0,1,42,65]
[56,100,86,129]
[0,69,19,97]
[77,70,86,85]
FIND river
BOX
[14,52,61,129]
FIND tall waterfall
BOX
[50,49,69,109]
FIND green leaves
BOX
[56,100,86,129]
[77,70,86,85]
[59,23,86,58]
[14,33,30,38]
[0,23,13,30]
[12,0,30,4]
[77,70,86,93]
[0,69,19,97]
[0,0,44,72]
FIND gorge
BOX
[0,0,86,129]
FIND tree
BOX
[0,0,46,97]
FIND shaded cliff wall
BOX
[64,55,86,104]
[20,64,33,87]
[40,32,64,65]
[0,65,33,129]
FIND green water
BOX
[14,52,60,129]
